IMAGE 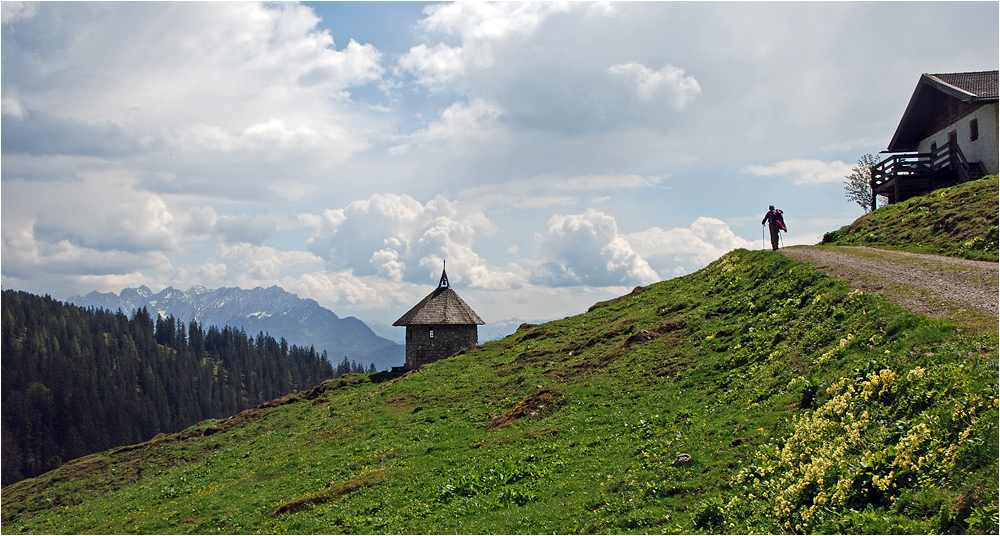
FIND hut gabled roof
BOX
[393,263,485,326]
[887,71,999,152]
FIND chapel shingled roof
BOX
[392,264,485,326]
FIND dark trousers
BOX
[769,224,780,251]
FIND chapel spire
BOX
[394,259,483,370]
[439,260,450,288]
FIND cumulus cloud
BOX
[23,3,382,120]
[168,243,322,291]
[418,2,573,41]
[2,2,384,176]
[743,159,853,185]
[212,243,318,282]
[396,43,467,91]
[4,170,178,255]
[624,217,754,272]
[406,98,504,149]
[4,1,996,327]
[608,61,702,108]
[304,193,523,290]
[283,270,384,309]
[533,209,659,287]
[183,206,218,236]
[1,170,178,296]
[397,2,578,91]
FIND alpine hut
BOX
[871,71,998,208]
[393,262,485,370]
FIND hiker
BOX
[761,205,786,251]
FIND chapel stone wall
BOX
[404,324,478,369]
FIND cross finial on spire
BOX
[439,259,450,288]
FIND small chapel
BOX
[393,262,485,370]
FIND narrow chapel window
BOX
[429,328,435,339]
[970,118,979,141]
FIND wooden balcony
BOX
[869,141,984,210]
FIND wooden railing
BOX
[870,141,971,208]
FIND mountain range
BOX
[68,285,403,371]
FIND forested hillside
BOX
[1,291,334,486]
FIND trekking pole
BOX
[762,224,766,250]
[779,232,784,250]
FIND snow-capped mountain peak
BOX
[68,285,402,371]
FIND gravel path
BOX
[781,246,999,321]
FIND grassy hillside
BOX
[2,249,997,534]
[822,176,999,261]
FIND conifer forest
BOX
[1,290,334,486]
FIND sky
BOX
[2,1,998,329]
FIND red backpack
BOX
[773,209,786,232]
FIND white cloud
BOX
[4,170,178,255]
[2,2,384,180]
[1,167,183,297]
[183,206,219,236]
[608,61,702,108]
[743,159,853,185]
[624,217,754,271]
[535,173,662,192]
[1,1,36,24]
[305,193,523,290]
[418,2,573,41]
[396,43,467,91]
[534,209,659,287]
[214,243,318,282]
[170,243,322,290]
[407,98,504,149]
[15,4,382,120]
[283,270,384,309]
[397,2,578,91]
[3,1,998,327]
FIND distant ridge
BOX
[68,285,403,371]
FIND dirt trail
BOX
[781,246,998,324]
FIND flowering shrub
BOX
[722,351,998,533]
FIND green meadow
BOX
[2,181,998,534]
[823,176,998,261]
